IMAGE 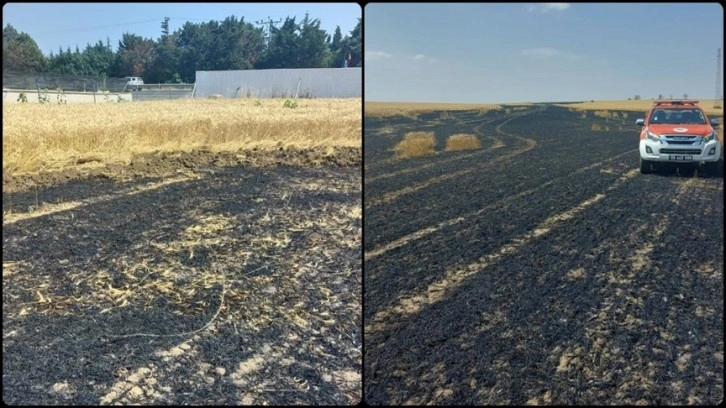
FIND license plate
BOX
[668,155,693,161]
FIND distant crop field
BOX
[557,99,724,142]
[556,99,724,117]
[365,101,504,118]
[2,98,361,176]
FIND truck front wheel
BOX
[703,158,723,177]
[640,157,653,174]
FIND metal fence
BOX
[2,71,128,92]
[129,84,195,101]
[2,68,362,101]
[193,68,362,99]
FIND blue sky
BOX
[365,3,724,103]
[2,2,361,56]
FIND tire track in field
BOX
[550,215,672,404]
[365,113,539,208]
[365,148,638,261]
[365,118,505,184]
[391,177,698,405]
[543,176,706,405]
[3,176,197,226]
[366,167,640,335]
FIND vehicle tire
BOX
[639,157,653,174]
[704,158,724,177]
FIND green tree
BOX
[145,27,181,83]
[332,19,361,69]
[3,24,46,72]
[47,46,66,73]
[347,18,362,67]
[111,32,154,78]
[82,40,115,76]
[329,26,344,67]
[259,17,300,69]
[208,16,265,71]
[176,21,211,82]
[175,17,264,81]
[72,45,90,75]
[297,13,331,68]
[49,46,80,74]
[258,14,336,69]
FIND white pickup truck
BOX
[636,100,722,175]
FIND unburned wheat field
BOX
[2,98,361,176]
[2,98,362,405]
[364,104,723,405]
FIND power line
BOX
[28,19,162,36]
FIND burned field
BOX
[3,148,361,405]
[364,106,723,405]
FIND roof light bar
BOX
[653,100,699,105]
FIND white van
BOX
[124,77,144,91]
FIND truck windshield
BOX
[650,109,706,124]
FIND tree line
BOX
[2,14,361,83]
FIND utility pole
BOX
[161,17,170,37]
[715,48,722,109]
[255,16,282,47]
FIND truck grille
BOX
[660,148,702,155]
[662,135,702,145]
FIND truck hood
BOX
[647,124,713,136]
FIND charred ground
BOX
[364,105,723,405]
[3,148,362,405]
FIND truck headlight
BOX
[704,132,716,143]
[646,132,661,143]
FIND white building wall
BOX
[193,68,361,99]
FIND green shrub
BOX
[283,99,298,108]
[38,88,51,104]
[56,88,67,104]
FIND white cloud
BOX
[520,47,582,62]
[542,3,570,12]
[410,53,436,64]
[366,50,391,61]
[564,53,581,61]
[528,3,570,13]
[520,47,563,58]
